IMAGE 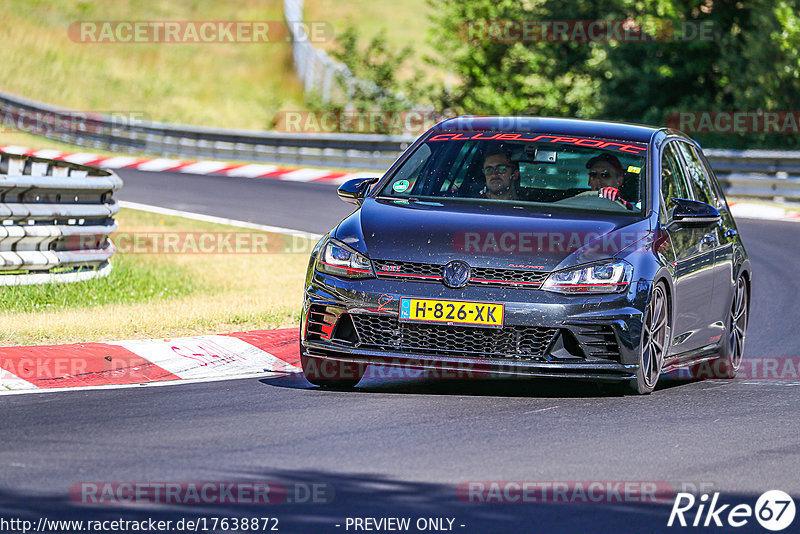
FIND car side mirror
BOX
[337,177,380,205]
[667,198,721,229]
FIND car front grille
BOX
[470,267,549,287]
[373,260,549,288]
[350,313,558,360]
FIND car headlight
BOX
[541,260,633,294]
[315,239,374,279]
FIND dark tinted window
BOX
[660,143,691,214]
[675,142,718,206]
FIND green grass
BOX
[0,255,196,314]
[0,207,312,345]
[0,1,437,135]
[0,0,305,130]
[305,0,435,60]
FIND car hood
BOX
[334,198,652,272]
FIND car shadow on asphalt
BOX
[258,370,717,398]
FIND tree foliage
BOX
[316,0,800,147]
[428,0,800,147]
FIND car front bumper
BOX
[301,271,653,381]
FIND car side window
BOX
[660,143,692,216]
[674,142,718,207]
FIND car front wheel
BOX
[630,281,670,394]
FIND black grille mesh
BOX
[373,260,549,288]
[470,267,549,286]
[350,314,557,359]
[373,260,442,279]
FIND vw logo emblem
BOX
[442,261,471,289]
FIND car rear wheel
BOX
[301,352,365,389]
[692,274,748,379]
[630,281,670,394]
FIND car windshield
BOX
[378,132,648,215]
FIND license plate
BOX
[399,298,504,327]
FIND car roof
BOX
[432,116,660,144]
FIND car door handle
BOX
[725,229,738,238]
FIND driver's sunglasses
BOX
[483,164,510,175]
[588,169,612,178]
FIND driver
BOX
[585,153,632,209]
[480,149,520,200]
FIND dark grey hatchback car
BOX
[300,117,751,394]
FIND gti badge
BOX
[442,260,471,289]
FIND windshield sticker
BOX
[628,165,642,173]
[427,132,647,154]
[393,179,410,192]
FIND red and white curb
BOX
[0,328,302,394]
[6,146,800,218]
[0,145,376,185]
[729,202,800,222]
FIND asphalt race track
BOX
[1,169,798,533]
[114,169,359,234]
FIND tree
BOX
[428,0,800,147]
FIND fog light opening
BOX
[548,329,586,359]
[331,313,359,345]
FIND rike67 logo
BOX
[668,490,796,531]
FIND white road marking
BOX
[522,405,560,414]
[108,334,298,379]
[30,149,64,160]
[118,200,323,240]
[0,368,38,391]
[278,168,335,182]
[96,156,140,169]
[134,158,184,172]
[0,370,301,396]
[60,152,101,165]
[178,161,230,175]
[224,164,279,178]
[0,145,30,155]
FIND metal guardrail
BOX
[285,0,359,104]
[704,149,800,202]
[1,89,799,199]
[284,0,411,106]
[0,90,409,170]
[0,152,120,285]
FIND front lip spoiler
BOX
[303,342,638,381]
